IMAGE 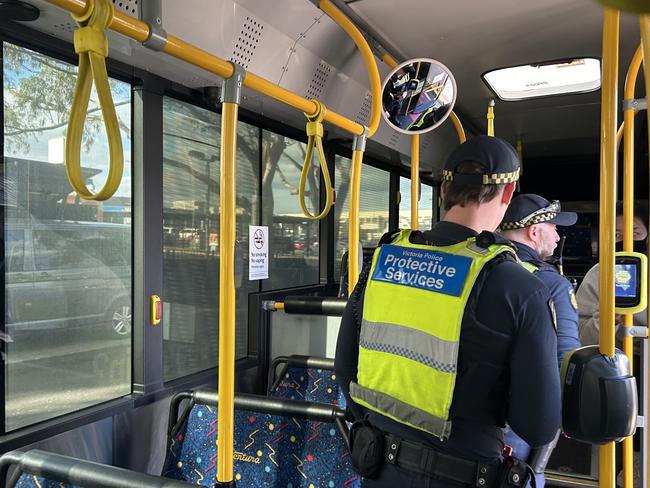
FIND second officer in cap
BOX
[500,194,581,367]
[500,194,581,487]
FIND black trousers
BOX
[361,462,472,488]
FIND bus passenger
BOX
[335,136,561,487]
[577,202,648,347]
[500,193,581,487]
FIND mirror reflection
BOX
[381,58,456,134]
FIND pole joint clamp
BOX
[141,0,167,51]
[622,98,647,111]
[221,62,246,105]
[352,125,369,152]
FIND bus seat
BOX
[13,474,77,487]
[2,449,191,488]
[162,390,360,488]
[268,355,346,408]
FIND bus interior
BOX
[0,0,649,487]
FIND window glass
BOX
[399,177,434,230]
[261,131,319,291]
[334,156,390,280]
[3,43,132,430]
[162,97,258,380]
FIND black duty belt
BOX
[384,434,500,487]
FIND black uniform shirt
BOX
[335,221,561,461]
[512,242,581,368]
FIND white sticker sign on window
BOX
[249,225,269,280]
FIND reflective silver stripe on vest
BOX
[350,382,452,440]
[360,319,458,374]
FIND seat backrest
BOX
[271,365,346,408]
[163,401,360,488]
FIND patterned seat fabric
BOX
[163,404,360,488]
[271,366,347,408]
[13,474,78,487]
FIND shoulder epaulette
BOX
[476,231,513,249]
[378,228,402,246]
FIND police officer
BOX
[499,194,581,487]
[500,194,581,367]
[335,136,561,487]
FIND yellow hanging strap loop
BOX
[300,100,334,220]
[66,0,123,201]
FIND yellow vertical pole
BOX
[348,128,368,294]
[411,134,420,230]
[622,44,643,488]
[599,9,620,488]
[487,99,495,136]
[216,63,244,487]
[640,15,650,488]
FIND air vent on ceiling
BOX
[112,0,138,16]
[354,92,372,125]
[305,61,332,99]
[52,21,76,33]
[231,16,263,70]
[388,131,400,148]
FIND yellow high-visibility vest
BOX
[350,230,515,440]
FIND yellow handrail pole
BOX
[487,99,495,136]
[348,129,368,293]
[216,64,244,486]
[640,14,650,488]
[449,111,467,144]
[621,44,643,488]
[320,0,381,136]
[411,134,420,229]
[598,8,620,488]
[44,0,366,136]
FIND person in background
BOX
[577,202,648,346]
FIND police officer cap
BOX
[501,194,578,230]
[443,135,520,186]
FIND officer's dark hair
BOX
[441,161,506,211]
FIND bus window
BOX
[2,42,132,431]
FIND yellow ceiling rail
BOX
[319,0,381,136]
[448,111,467,143]
[66,0,123,201]
[621,42,643,488]
[44,0,366,136]
[300,100,334,219]
[598,8,619,488]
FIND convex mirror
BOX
[381,58,457,135]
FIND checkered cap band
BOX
[500,211,559,230]
[442,168,520,184]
